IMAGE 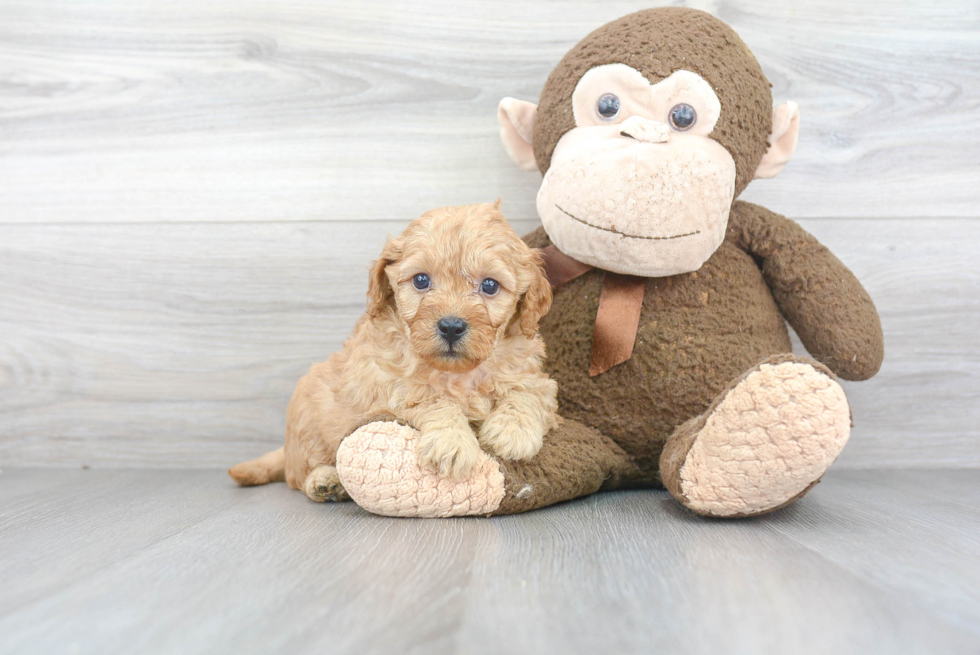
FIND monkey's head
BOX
[498,8,800,277]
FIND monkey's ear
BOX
[366,238,400,317]
[755,101,800,179]
[498,98,540,172]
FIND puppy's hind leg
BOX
[229,447,286,486]
[304,465,351,503]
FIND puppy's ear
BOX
[367,238,400,317]
[517,252,553,339]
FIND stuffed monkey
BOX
[334,7,884,518]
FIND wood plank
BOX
[766,469,980,636]
[0,469,485,655]
[1,218,977,468]
[0,0,977,224]
[0,469,248,615]
[0,469,977,655]
[456,478,980,655]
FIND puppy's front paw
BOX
[479,413,544,461]
[417,427,482,480]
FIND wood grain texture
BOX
[0,468,978,655]
[0,218,977,468]
[1,0,978,468]
[0,0,978,224]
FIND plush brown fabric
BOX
[522,194,884,495]
[533,7,772,198]
[526,214,797,486]
[541,245,649,376]
[519,7,883,500]
[493,418,638,515]
[727,202,885,380]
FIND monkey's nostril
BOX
[620,131,635,139]
[436,317,468,346]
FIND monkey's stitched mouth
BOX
[556,205,700,241]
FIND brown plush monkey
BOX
[333,7,885,518]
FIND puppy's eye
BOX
[412,273,430,290]
[596,93,621,121]
[668,103,697,131]
[480,278,500,296]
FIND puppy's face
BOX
[367,202,552,373]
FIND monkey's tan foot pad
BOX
[673,361,850,518]
[336,421,506,518]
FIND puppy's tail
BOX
[228,447,286,486]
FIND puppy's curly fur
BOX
[229,202,558,502]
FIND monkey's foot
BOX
[336,421,506,518]
[661,356,851,518]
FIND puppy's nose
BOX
[437,317,468,346]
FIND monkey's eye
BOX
[412,273,430,290]
[596,93,621,121]
[480,278,500,296]
[668,103,697,131]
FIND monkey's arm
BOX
[727,200,884,381]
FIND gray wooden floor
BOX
[1,468,978,655]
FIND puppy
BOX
[229,202,558,502]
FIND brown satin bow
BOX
[540,245,645,377]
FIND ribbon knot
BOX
[540,245,646,376]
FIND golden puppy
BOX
[229,202,557,502]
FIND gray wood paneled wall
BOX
[1,0,978,468]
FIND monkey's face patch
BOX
[536,65,736,277]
